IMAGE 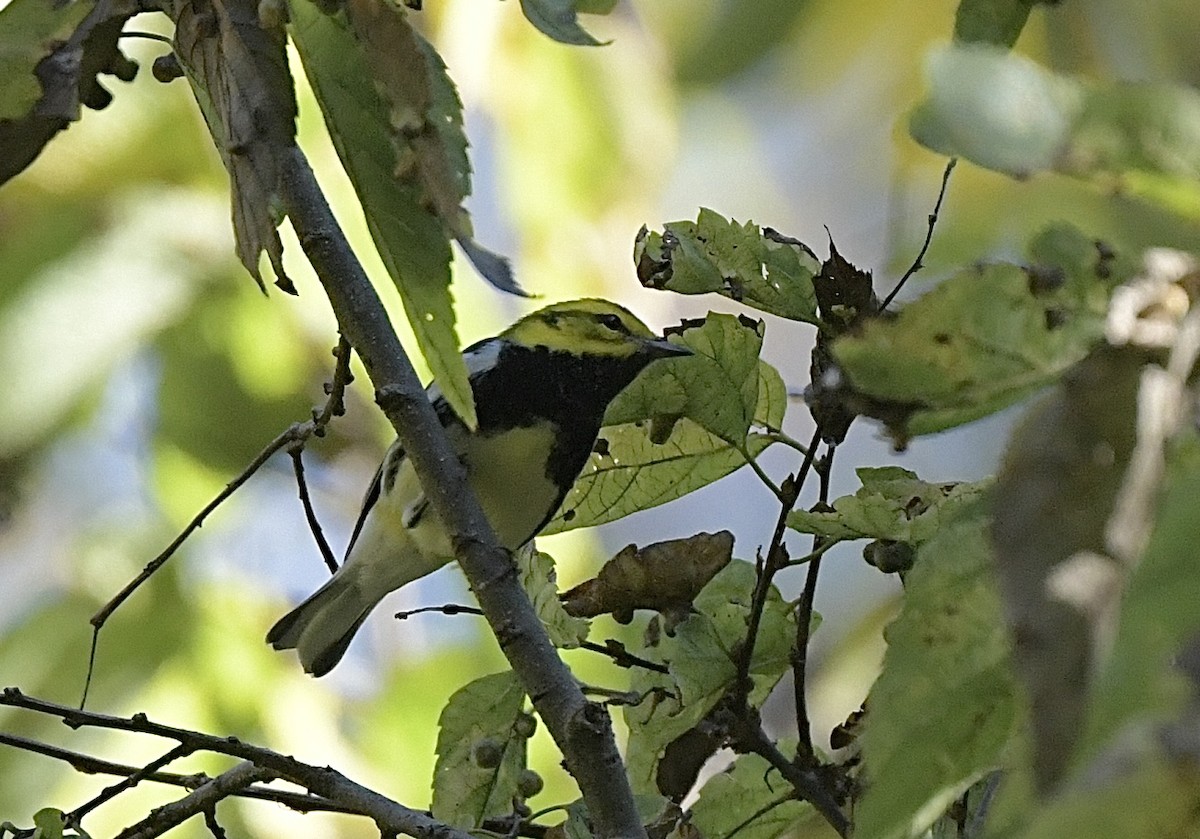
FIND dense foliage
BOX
[2,1,1200,838]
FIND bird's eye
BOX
[597,313,627,333]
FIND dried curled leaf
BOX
[561,531,733,631]
[173,0,297,292]
[0,0,138,184]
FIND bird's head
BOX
[503,299,691,361]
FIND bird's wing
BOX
[344,455,387,559]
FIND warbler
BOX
[268,299,690,676]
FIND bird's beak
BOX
[640,337,693,359]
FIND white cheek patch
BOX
[424,340,503,407]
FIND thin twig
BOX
[202,808,228,839]
[759,429,811,457]
[793,442,837,757]
[725,712,848,837]
[739,446,785,501]
[83,338,354,707]
[782,538,841,569]
[579,640,670,674]
[83,421,309,707]
[69,743,193,827]
[394,603,483,620]
[880,157,956,311]
[1,688,472,839]
[0,731,352,815]
[288,448,338,573]
[114,761,274,839]
[731,427,821,708]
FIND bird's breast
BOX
[462,423,567,549]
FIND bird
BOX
[267,298,691,676]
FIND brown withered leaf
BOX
[171,0,297,291]
[341,0,517,294]
[0,0,140,185]
[562,531,734,631]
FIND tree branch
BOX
[114,761,274,839]
[84,336,354,706]
[0,689,470,839]
[277,144,646,839]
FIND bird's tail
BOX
[266,571,381,677]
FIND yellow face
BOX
[503,299,660,358]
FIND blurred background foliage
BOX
[1,0,1199,836]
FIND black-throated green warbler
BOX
[268,298,690,675]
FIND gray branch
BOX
[277,145,645,839]
[0,689,469,839]
[114,761,274,839]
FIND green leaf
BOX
[432,671,527,828]
[856,503,1016,839]
[607,313,768,443]
[1018,760,1200,839]
[519,0,604,46]
[828,224,1137,440]
[953,0,1043,48]
[545,424,774,534]
[31,809,64,839]
[787,467,989,544]
[625,561,795,793]
[516,546,589,648]
[287,0,476,426]
[636,209,820,325]
[547,318,784,534]
[690,747,817,839]
[911,44,1200,209]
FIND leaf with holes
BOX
[546,354,783,534]
[288,0,485,425]
[432,671,528,828]
[691,746,818,839]
[787,467,989,545]
[636,208,820,324]
[624,561,795,794]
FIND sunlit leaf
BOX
[545,423,774,534]
[432,671,527,828]
[787,466,988,544]
[826,224,1138,441]
[636,209,820,325]
[31,808,64,839]
[287,0,478,426]
[856,502,1016,839]
[625,561,795,793]
[548,317,783,533]
[690,747,818,839]
[607,313,768,443]
[516,546,589,648]
[518,0,604,46]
